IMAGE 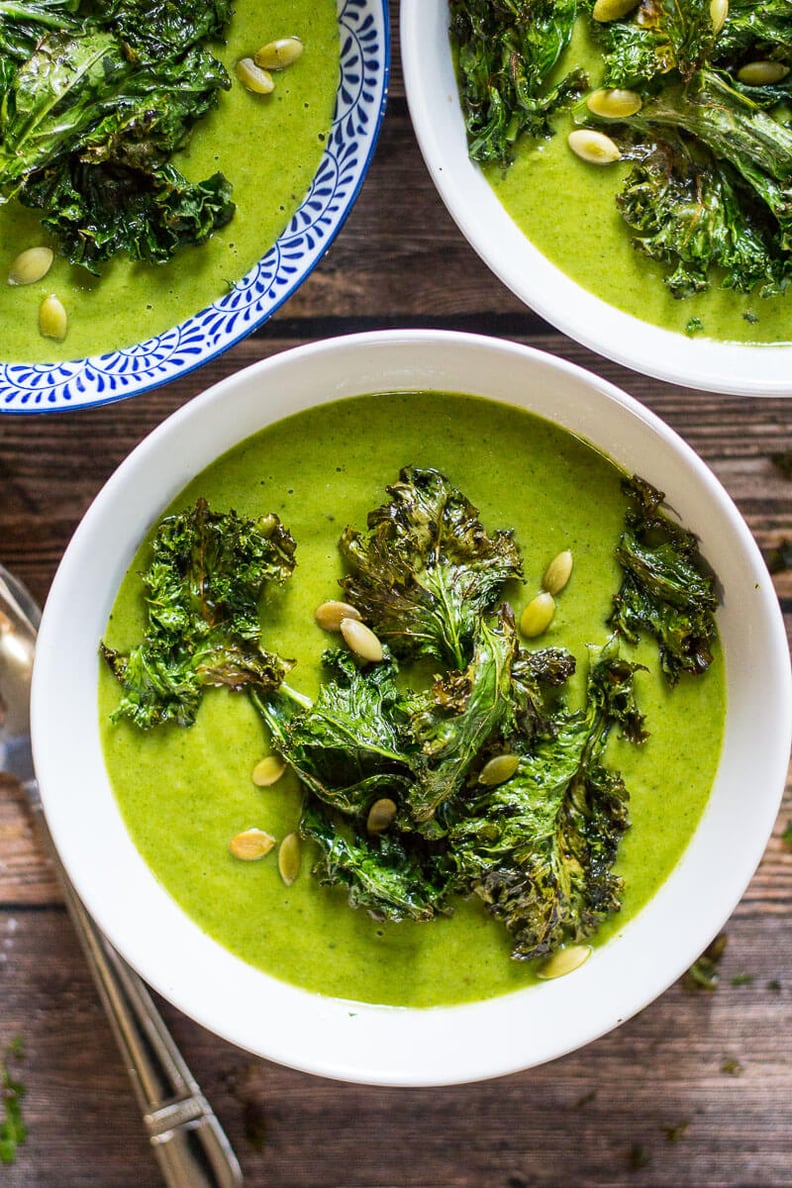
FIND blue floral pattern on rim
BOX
[0,0,390,414]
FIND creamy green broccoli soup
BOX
[481,24,792,345]
[99,391,725,1007]
[0,0,338,363]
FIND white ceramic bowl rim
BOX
[401,1,792,397]
[31,330,792,1085]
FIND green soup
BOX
[0,0,339,363]
[99,391,726,1007]
[484,25,792,345]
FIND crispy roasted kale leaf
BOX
[592,0,716,88]
[300,795,453,922]
[102,499,296,729]
[610,476,718,683]
[448,0,587,165]
[587,5,792,297]
[405,605,538,830]
[616,137,786,297]
[252,649,419,817]
[446,638,645,959]
[340,466,523,669]
[0,0,234,269]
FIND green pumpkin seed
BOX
[340,616,384,662]
[592,0,638,21]
[229,827,276,861]
[537,944,592,980]
[568,129,621,165]
[278,832,301,885]
[39,294,67,341]
[710,0,728,34]
[586,88,642,119]
[8,246,53,286]
[314,600,362,631]
[235,57,275,94]
[737,60,789,86]
[367,797,397,834]
[478,753,520,786]
[542,549,574,596]
[520,591,556,638]
[254,36,304,70]
[252,755,286,787]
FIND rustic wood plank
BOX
[1,903,790,1188]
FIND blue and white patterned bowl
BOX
[0,0,389,414]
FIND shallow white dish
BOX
[401,0,792,397]
[32,330,792,1085]
[0,0,389,414]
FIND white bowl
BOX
[400,1,792,397]
[0,0,389,414]
[31,330,792,1085]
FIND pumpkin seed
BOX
[542,549,573,596]
[710,0,728,34]
[38,294,67,341]
[520,591,555,638]
[340,616,384,662]
[235,57,275,94]
[586,88,642,119]
[254,36,304,70]
[278,832,301,885]
[252,755,286,787]
[8,246,53,286]
[314,600,362,631]
[366,797,397,834]
[257,512,278,538]
[568,129,621,165]
[478,753,519,786]
[592,0,638,21]
[537,944,592,980]
[737,60,790,86]
[229,827,276,861]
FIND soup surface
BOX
[99,391,726,1007]
[484,25,792,345]
[0,0,338,363]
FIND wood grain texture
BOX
[1,2,791,1183]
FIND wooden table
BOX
[2,8,791,1184]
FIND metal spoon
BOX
[0,563,244,1187]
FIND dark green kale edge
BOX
[0,0,236,270]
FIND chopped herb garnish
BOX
[0,1039,27,1167]
[765,540,792,574]
[661,1120,690,1143]
[684,932,727,991]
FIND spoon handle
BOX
[28,782,244,1188]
